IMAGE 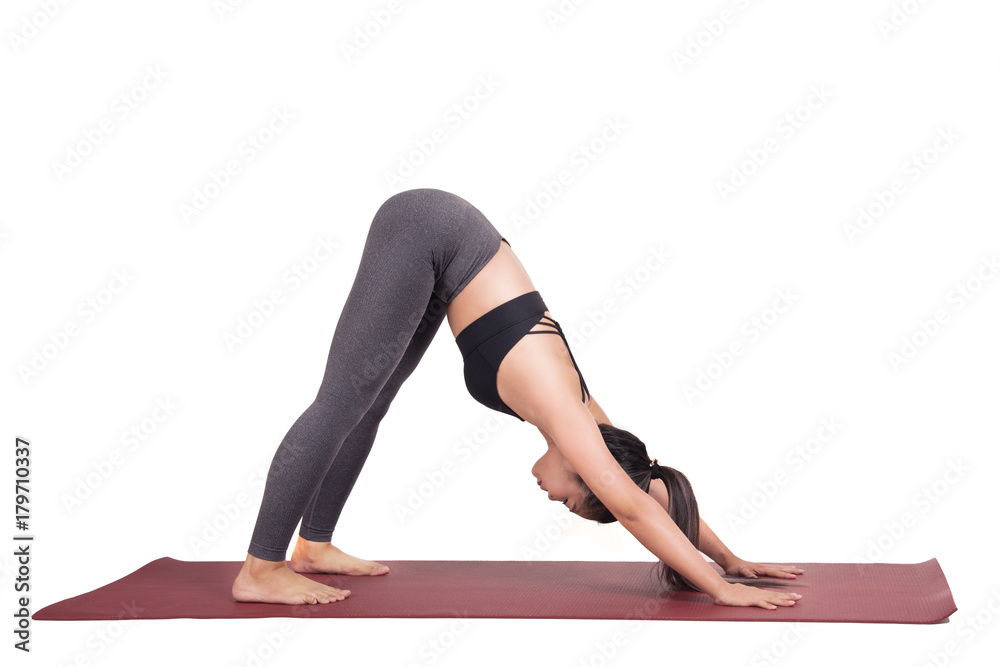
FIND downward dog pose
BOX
[232,188,804,608]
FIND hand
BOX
[724,558,803,580]
[712,582,802,610]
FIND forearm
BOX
[698,518,737,570]
[619,494,728,598]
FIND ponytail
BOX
[652,464,701,591]
[573,424,792,593]
[571,424,705,591]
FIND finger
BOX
[770,569,798,579]
[773,593,802,606]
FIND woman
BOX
[232,188,804,609]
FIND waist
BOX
[454,290,547,359]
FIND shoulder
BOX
[528,394,595,440]
[495,329,586,425]
[534,398,644,520]
[531,398,610,479]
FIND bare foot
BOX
[289,536,390,576]
[232,555,351,605]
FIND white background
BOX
[3,0,999,665]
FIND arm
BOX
[649,475,804,579]
[536,399,728,598]
[698,518,738,571]
[542,413,738,576]
[586,393,612,425]
[505,341,797,606]
[595,400,802,581]
[588,394,736,569]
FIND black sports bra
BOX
[454,290,591,421]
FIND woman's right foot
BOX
[232,555,351,605]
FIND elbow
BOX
[591,478,656,525]
[608,494,649,525]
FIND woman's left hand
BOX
[724,558,804,579]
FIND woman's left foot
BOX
[289,537,390,575]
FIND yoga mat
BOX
[33,557,956,624]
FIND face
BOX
[530,443,585,516]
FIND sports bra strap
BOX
[524,315,591,405]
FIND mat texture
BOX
[33,557,956,624]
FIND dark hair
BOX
[570,423,702,592]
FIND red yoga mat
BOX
[33,557,956,624]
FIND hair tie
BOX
[649,458,662,481]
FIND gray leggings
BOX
[247,188,503,561]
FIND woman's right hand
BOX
[712,582,802,609]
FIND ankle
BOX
[245,554,286,575]
[293,537,332,556]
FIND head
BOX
[531,423,701,592]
